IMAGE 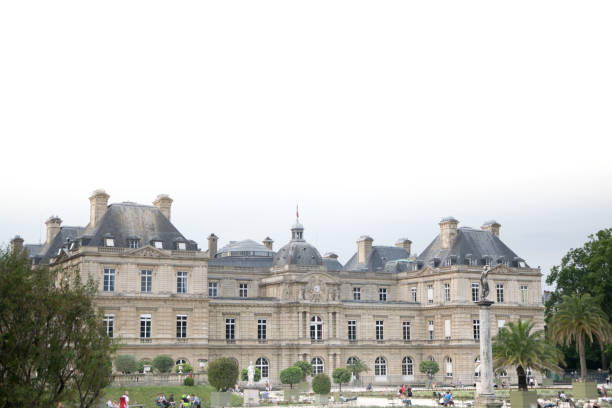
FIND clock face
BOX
[314,285,320,293]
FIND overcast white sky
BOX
[1,1,611,288]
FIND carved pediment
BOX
[127,245,165,258]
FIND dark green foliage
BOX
[312,373,331,395]
[184,376,195,386]
[175,363,194,374]
[152,355,174,373]
[346,359,369,379]
[240,367,261,382]
[0,249,115,408]
[115,355,138,374]
[208,358,239,391]
[292,361,313,380]
[137,359,150,374]
[332,368,351,392]
[419,360,439,378]
[279,367,302,389]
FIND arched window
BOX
[402,357,413,376]
[310,316,323,340]
[474,357,480,377]
[428,356,435,362]
[256,357,269,379]
[374,357,387,376]
[347,357,359,366]
[311,357,324,374]
[445,357,453,377]
[176,359,187,366]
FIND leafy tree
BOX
[347,359,369,379]
[175,363,194,374]
[548,294,612,380]
[115,355,138,374]
[208,358,239,391]
[137,359,150,373]
[0,249,115,408]
[332,368,351,392]
[280,367,302,389]
[492,319,563,391]
[293,361,313,381]
[419,360,439,382]
[240,367,261,382]
[152,355,174,373]
[312,373,331,395]
[546,228,612,369]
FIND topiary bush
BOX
[280,366,302,389]
[312,373,331,395]
[332,368,351,392]
[114,354,138,374]
[208,358,239,391]
[184,376,195,386]
[240,367,261,382]
[152,355,174,373]
[293,361,313,381]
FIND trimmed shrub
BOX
[240,367,261,382]
[184,376,195,386]
[293,361,313,381]
[312,373,331,395]
[332,368,351,392]
[175,363,194,374]
[280,367,302,389]
[114,354,138,374]
[208,358,239,391]
[152,355,174,373]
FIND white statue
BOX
[247,361,255,385]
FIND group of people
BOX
[155,393,201,408]
[106,391,130,408]
[398,384,413,406]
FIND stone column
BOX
[475,300,502,408]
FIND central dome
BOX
[272,219,323,268]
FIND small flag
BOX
[296,205,299,219]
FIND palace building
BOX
[10,190,545,385]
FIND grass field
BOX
[103,384,243,408]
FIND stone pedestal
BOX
[474,300,502,408]
[243,388,259,407]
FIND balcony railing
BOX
[140,338,152,344]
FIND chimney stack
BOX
[357,235,373,264]
[481,220,501,237]
[208,233,218,258]
[395,238,412,256]
[10,235,24,254]
[89,189,110,228]
[263,237,274,250]
[153,194,173,221]
[439,217,459,249]
[45,216,62,244]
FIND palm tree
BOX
[548,293,612,380]
[492,319,563,391]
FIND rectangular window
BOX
[411,287,417,302]
[496,284,504,303]
[428,320,434,340]
[520,285,528,303]
[104,238,115,247]
[445,319,451,339]
[472,283,480,302]
[140,314,151,338]
[379,288,387,302]
[353,287,361,300]
[258,319,267,341]
[103,268,115,292]
[444,283,451,302]
[427,285,434,304]
[375,320,384,340]
[498,320,505,329]
[104,314,114,338]
[402,321,411,341]
[127,239,139,248]
[176,315,187,338]
[153,241,163,249]
[208,281,218,297]
[348,320,356,341]
[473,319,480,340]
[177,271,187,294]
[239,283,248,298]
[225,318,235,340]
[140,270,152,293]
[177,242,186,250]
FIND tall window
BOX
[427,285,434,304]
[226,318,235,341]
[258,319,267,341]
[348,320,356,341]
[375,320,384,341]
[445,319,451,339]
[402,321,411,341]
[402,357,413,376]
[239,283,248,298]
[520,285,528,303]
[208,281,218,297]
[496,284,504,303]
[127,239,139,248]
[310,316,323,340]
[347,357,359,367]
[353,287,361,300]
[176,315,187,338]
[444,283,451,302]
[411,287,417,302]
[103,268,115,292]
[473,319,480,340]
[445,357,453,377]
[256,357,269,378]
[471,283,480,302]
[428,320,434,340]
[374,357,387,376]
[177,271,187,293]
[498,320,505,329]
[379,288,387,301]
[311,357,324,374]
[141,270,152,293]
[140,314,151,339]
[104,314,114,337]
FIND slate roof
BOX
[417,227,528,267]
[323,257,343,272]
[272,240,323,267]
[216,239,274,257]
[343,246,409,272]
[27,226,85,264]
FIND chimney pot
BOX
[10,235,24,254]
[153,194,173,221]
[89,189,110,228]
[439,217,459,249]
[45,216,62,244]
[262,237,274,250]
[481,220,501,237]
[357,235,374,264]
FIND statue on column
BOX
[480,265,490,300]
[247,361,255,385]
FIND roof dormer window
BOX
[104,238,115,247]
[176,242,186,250]
[153,240,163,249]
[127,239,140,249]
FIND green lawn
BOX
[103,384,243,408]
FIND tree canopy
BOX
[293,361,313,381]
[346,359,369,379]
[152,355,174,373]
[332,368,351,392]
[115,355,138,374]
[208,358,239,391]
[418,360,439,379]
[280,367,302,389]
[312,373,331,395]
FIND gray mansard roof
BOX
[216,239,274,258]
[343,246,409,272]
[27,226,85,264]
[417,227,528,267]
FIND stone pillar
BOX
[298,311,302,338]
[475,300,502,408]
